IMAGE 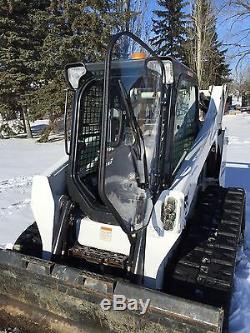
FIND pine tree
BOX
[150,0,188,61]
[28,0,122,141]
[0,1,31,135]
[0,0,131,140]
[206,32,231,85]
[0,0,49,137]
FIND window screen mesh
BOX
[76,81,103,177]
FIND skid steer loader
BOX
[0,32,245,333]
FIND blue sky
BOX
[145,0,250,77]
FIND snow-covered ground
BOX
[0,114,250,332]
[0,138,64,248]
[222,114,250,333]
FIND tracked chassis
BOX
[0,184,245,333]
[167,185,245,327]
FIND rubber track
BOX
[167,185,245,310]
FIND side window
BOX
[172,78,198,173]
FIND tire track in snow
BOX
[0,199,31,217]
[0,176,32,217]
[0,176,32,193]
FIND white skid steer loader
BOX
[0,32,245,333]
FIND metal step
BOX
[68,244,128,269]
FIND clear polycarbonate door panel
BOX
[101,33,164,234]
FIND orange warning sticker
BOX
[100,226,112,242]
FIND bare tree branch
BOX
[207,0,250,76]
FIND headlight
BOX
[65,63,87,90]
[161,197,177,230]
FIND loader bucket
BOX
[0,250,223,333]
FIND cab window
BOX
[171,78,198,173]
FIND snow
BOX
[222,113,250,333]
[0,138,65,248]
[0,113,250,332]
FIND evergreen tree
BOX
[29,0,123,141]
[150,0,188,61]
[207,32,231,85]
[0,0,47,137]
[0,0,133,140]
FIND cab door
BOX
[99,32,165,234]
